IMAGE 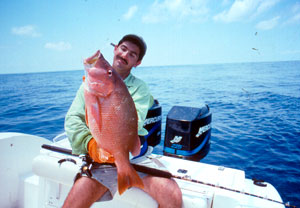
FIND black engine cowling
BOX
[144,101,212,161]
[163,105,212,161]
[143,100,162,147]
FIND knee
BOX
[142,176,182,208]
[63,176,108,207]
[169,180,182,206]
[159,179,182,207]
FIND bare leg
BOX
[63,177,108,208]
[142,176,182,208]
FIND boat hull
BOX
[0,133,284,208]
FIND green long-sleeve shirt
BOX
[64,73,154,155]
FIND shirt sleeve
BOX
[64,83,92,155]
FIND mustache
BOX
[116,55,128,65]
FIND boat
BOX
[0,103,288,208]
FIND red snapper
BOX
[83,50,143,194]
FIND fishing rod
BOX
[41,144,296,208]
[41,144,172,179]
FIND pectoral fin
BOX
[131,135,141,157]
[85,107,89,127]
[84,90,102,136]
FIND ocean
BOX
[1,61,299,207]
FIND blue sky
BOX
[0,0,300,74]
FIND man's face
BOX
[112,41,141,77]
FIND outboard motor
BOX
[163,105,212,161]
[144,100,162,147]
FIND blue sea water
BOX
[1,61,300,206]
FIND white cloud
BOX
[285,2,300,25]
[123,5,138,20]
[255,0,280,16]
[291,2,300,13]
[214,0,259,23]
[255,16,280,30]
[45,41,72,51]
[285,12,300,25]
[214,0,279,23]
[11,25,41,37]
[142,0,209,23]
[291,12,300,22]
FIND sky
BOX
[0,0,300,74]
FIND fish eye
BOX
[108,70,113,77]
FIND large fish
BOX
[83,50,144,194]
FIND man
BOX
[64,34,182,208]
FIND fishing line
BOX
[172,174,296,208]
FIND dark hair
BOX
[118,34,147,61]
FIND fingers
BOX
[98,147,115,163]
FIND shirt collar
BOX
[123,73,134,87]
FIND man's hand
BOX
[88,138,115,163]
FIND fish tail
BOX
[117,164,144,195]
